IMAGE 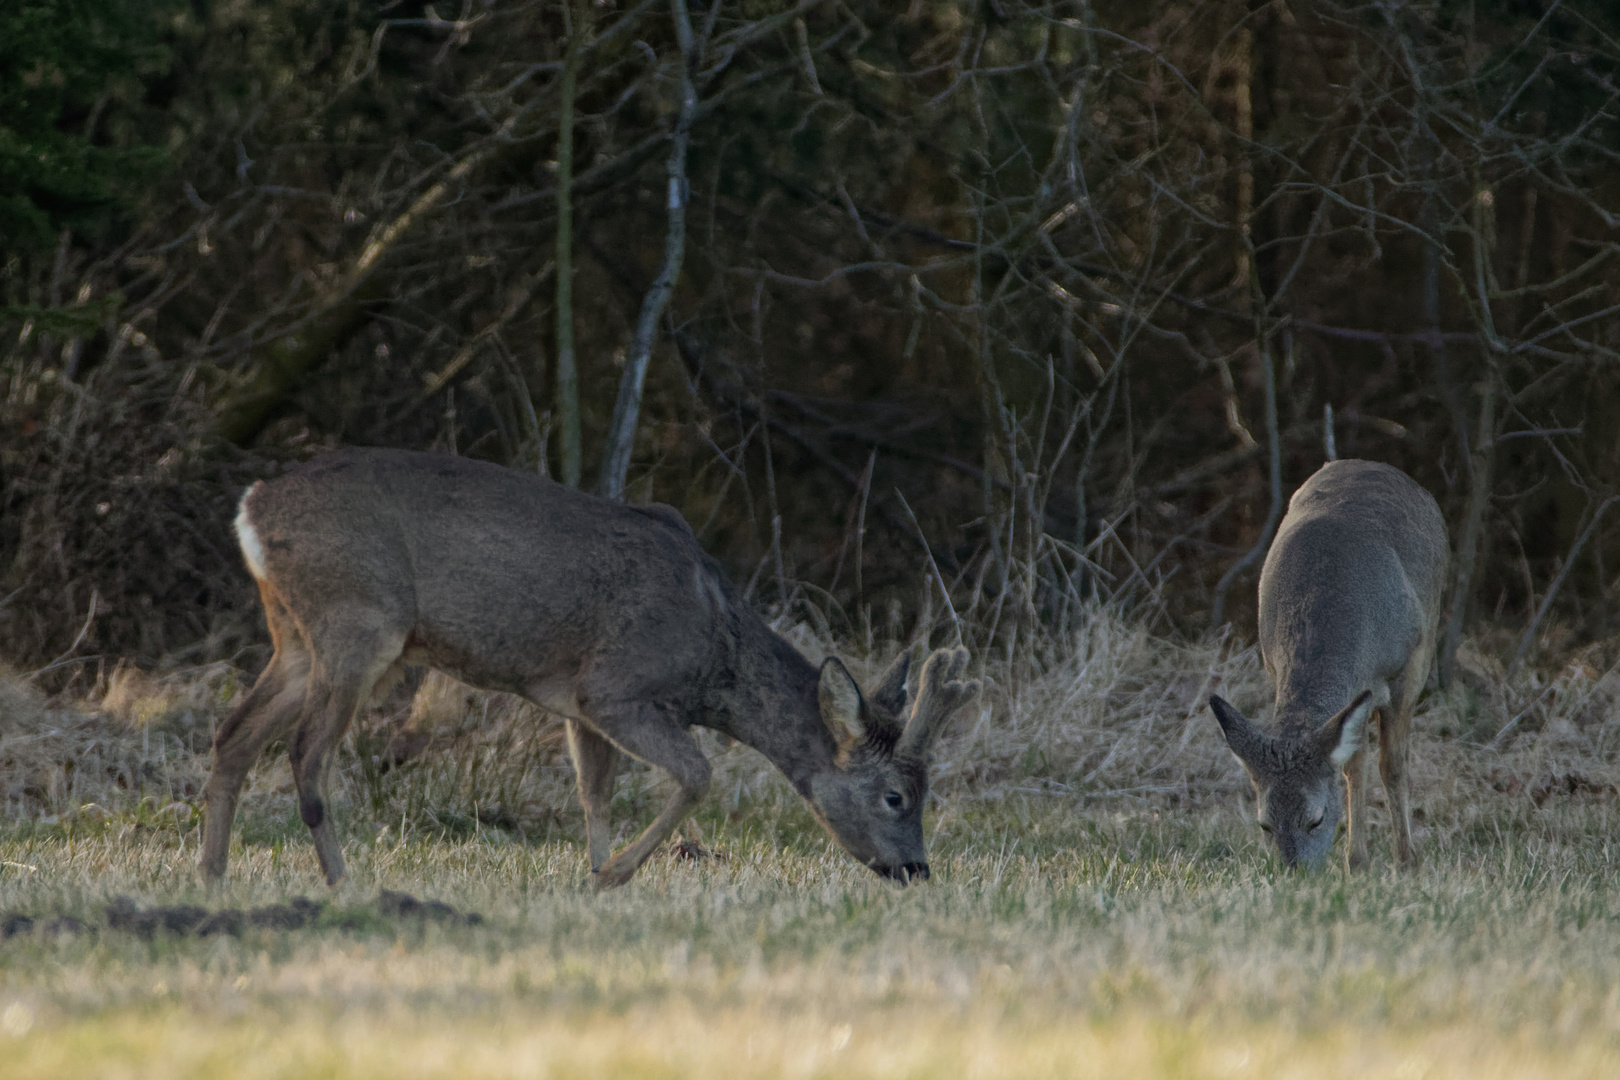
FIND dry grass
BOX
[4,609,1620,1076]
[6,609,1620,837]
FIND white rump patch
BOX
[235,483,268,581]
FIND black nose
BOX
[873,862,929,883]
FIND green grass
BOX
[4,796,1620,1078]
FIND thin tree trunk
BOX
[554,0,587,487]
[597,0,695,500]
[1208,38,1275,632]
[1418,127,1471,516]
[1439,370,1497,686]
[1209,333,1282,630]
[1441,151,1507,687]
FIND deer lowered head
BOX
[1209,690,1377,870]
[807,647,979,882]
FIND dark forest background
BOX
[3,0,1619,688]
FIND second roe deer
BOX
[200,448,979,888]
[1207,459,1449,870]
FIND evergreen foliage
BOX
[0,0,173,256]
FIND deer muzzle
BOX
[873,861,930,884]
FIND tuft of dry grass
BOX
[0,662,229,825]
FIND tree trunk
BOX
[553,0,587,487]
[597,0,695,501]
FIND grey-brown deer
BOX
[1207,459,1449,870]
[200,448,978,888]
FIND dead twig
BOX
[26,591,98,682]
[1507,493,1619,681]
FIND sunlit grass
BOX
[6,1006,1619,1080]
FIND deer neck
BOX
[1272,663,1373,738]
[1264,578,1389,737]
[705,624,839,799]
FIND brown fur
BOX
[200,448,979,888]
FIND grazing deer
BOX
[1208,459,1448,870]
[201,448,978,888]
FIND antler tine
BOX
[897,647,980,755]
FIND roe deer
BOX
[201,448,979,888]
[1207,459,1448,870]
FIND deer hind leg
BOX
[565,717,620,871]
[1342,741,1371,871]
[575,701,711,890]
[201,596,311,881]
[288,619,406,886]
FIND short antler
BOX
[897,647,979,756]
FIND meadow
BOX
[4,611,1620,1079]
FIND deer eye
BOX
[883,791,904,810]
[1259,821,1274,834]
[1307,813,1325,831]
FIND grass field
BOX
[4,613,1620,1077]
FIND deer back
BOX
[241,448,735,703]
[1256,459,1449,730]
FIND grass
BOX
[5,806,1620,1078]
[4,611,1620,1076]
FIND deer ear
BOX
[1319,690,1375,769]
[870,651,911,716]
[818,658,866,748]
[1209,695,1267,767]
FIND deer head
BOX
[1209,690,1375,870]
[808,647,979,882]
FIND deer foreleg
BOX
[1342,741,1370,870]
[565,718,620,871]
[1381,683,1422,866]
[579,703,711,890]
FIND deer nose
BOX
[876,861,929,883]
[1279,847,1310,872]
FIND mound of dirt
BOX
[0,891,480,940]
[376,889,484,925]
